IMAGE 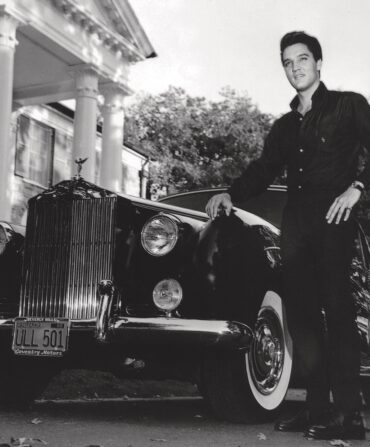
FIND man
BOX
[206,31,370,440]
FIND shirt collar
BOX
[289,81,328,112]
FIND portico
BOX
[0,0,155,221]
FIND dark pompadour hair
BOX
[280,31,323,63]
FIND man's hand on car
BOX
[205,193,233,220]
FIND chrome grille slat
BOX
[20,197,117,319]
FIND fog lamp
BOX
[153,279,183,312]
[141,214,178,256]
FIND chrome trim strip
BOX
[0,318,96,329]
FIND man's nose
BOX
[292,61,301,72]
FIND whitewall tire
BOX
[201,289,293,422]
[246,290,293,410]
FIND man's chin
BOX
[288,79,306,91]
[294,80,308,91]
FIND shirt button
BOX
[298,185,302,189]
[299,168,303,172]
[299,148,304,153]
[321,137,326,143]
[299,117,303,121]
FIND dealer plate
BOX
[12,318,70,357]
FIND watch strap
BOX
[351,181,365,192]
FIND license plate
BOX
[12,318,70,357]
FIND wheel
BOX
[0,356,58,408]
[201,290,293,422]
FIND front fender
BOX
[193,212,281,325]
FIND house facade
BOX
[0,0,155,225]
[11,103,150,224]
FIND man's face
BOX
[282,43,322,92]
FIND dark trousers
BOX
[281,194,362,415]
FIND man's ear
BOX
[316,59,322,71]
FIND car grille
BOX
[20,196,116,319]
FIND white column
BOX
[99,84,127,193]
[0,12,19,221]
[71,65,99,182]
[140,161,149,198]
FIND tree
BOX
[125,86,275,195]
[195,87,274,188]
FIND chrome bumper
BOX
[0,316,253,350]
[0,280,254,351]
[104,317,253,349]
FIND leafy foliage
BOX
[125,86,274,195]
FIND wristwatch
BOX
[351,181,365,193]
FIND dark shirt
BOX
[228,82,370,202]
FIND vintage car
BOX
[0,175,370,423]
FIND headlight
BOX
[153,279,183,312]
[141,214,179,256]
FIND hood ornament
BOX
[74,157,88,179]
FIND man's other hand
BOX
[326,187,362,224]
[205,193,233,220]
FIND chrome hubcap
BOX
[248,308,284,395]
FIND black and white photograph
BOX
[0,0,370,446]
